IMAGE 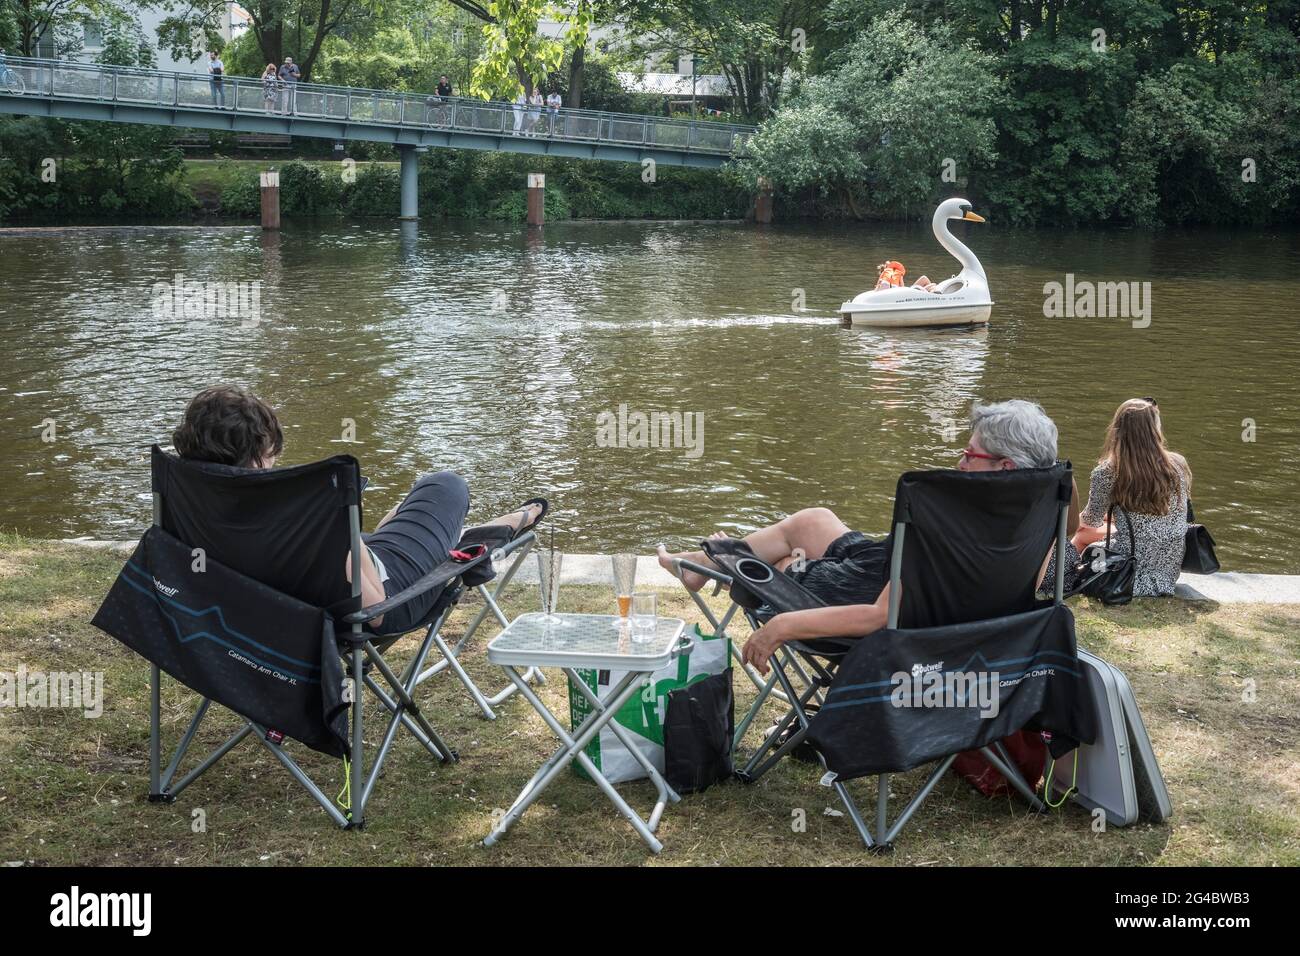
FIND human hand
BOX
[741,618,786,675]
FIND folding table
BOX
[484,612,690,854]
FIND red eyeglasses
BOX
[959,447,1004,463]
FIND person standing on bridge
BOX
[279,57,301,115]
[436,74,453,98]
[261,64,281,112]
[527,87,544,136]
[208,51,226,109]
[546,89,562,135]
[512,89,526,134]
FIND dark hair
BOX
[172,386,284,468]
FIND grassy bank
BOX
[1,537,1296,867]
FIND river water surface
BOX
[1,219,1297,572]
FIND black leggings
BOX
[363,470,469,635]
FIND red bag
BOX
[951,731,1046,797]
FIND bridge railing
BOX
[0,55,753,156]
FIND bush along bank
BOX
[217,151,750,222]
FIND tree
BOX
[617,0,829,120]
[733,10,1003,219]
[2,0,143,56]
[156,0,383,78]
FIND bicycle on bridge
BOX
[0,50,26,94]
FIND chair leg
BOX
[364,640,456,763]
[148,665,162,798]
[881,754,959,846]
[250,722,352,829]
[876,774,890,844]
[980,743,1046,811]
[350,645,365,826]
[159,698,211,793]
[433,629,497,719]
[166,723,253,798]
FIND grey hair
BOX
[969,400,1058,468]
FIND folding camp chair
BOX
[668,552,826,751]
[92,447,539,829]
[408,522,546,720]
[671,464,1093,850]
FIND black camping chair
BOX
[93,447,539,828]
[670,463,1094,850]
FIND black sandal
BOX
[508,497,549,540]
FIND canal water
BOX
[1,219,1297,572]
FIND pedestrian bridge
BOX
[0,55,752,169]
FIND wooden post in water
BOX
[753,176,773,224]
[527,173,545,227]
[260,170,281,230]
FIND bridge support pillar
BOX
[260,170,281,230]
[527,173,545,227]
[753,176,773,224]
[398,145,425,221]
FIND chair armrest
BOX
[339,552,489,630]
[674,557,733,587]
[492,529,535,561]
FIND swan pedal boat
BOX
[840,198,994,328]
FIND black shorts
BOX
[785,531,890,606]
[363,470,469,635]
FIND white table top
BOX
[486,612,688,671]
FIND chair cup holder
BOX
[734,558,775,584]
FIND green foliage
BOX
[0,115,196,221]
[416,149,747,221]
[346,163,401,216]
[734,10,1003,219]
[217,172,261,218]
[739,0,1300,226]
[471,0,569,98]
[548,50,661,115]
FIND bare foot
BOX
[657,533,728,592]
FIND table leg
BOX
[484,667,665,853]
[564,668,681,833]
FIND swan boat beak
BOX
[962,210,986,222]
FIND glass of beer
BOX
[611,553,637,627]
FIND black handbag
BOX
[663,668,735,794]
[1182,500,1221,574]
[1071,506,1136,605]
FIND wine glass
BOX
[611,553,637,628]
[536,550,568,628]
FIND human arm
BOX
[740,585,891,675]
[1068,477,1080,536]
[344,549,386,627]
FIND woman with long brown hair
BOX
[1073,398,1191,596]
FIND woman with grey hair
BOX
[658,399,1079,673]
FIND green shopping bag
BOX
[567,625,731,784]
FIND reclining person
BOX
[658,400,1078,674]
[170,386,543,635]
